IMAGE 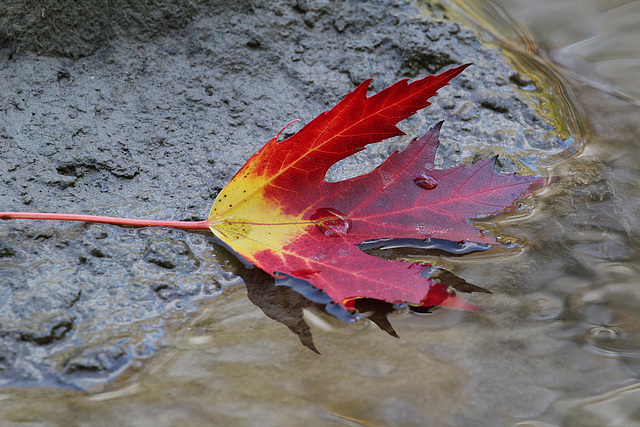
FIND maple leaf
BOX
[206,64,543,309]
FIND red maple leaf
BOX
[205,64,543,309]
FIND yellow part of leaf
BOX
[207,173,310,262]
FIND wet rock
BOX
[19,317,74,345]
[62,345,127,376]
[1,312,75,345]
[0,0,200,58]
[0,242,16,258]
[481,96,512,114]
[0,345,15,374]
[150,280,201,300]
[144,238,200,271]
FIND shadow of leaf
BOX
[214,239,490,353]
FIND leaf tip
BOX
[413,120,443,152]
[353,78,375,97]
[436,63,474,83]
[432,120,444,134]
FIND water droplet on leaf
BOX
[310,208,351,237]
[414,173,438,190]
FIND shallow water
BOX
[446,0,640,424]
[2,1,640,426]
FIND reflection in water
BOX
[220,239,491,354]
[243,267,322,354]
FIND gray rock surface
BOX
[0,0,568,388]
